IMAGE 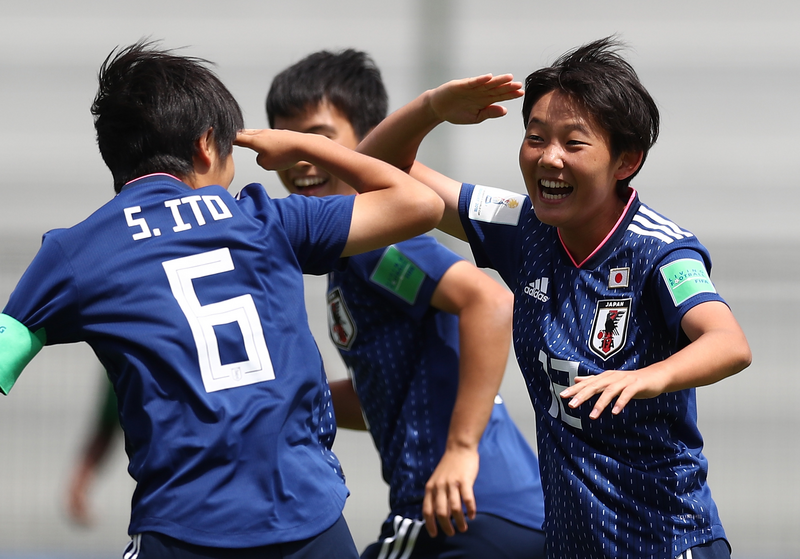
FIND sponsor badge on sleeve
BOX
[660,258,716,306]
[468,185,526,225]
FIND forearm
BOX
[658,300,751,391]
[562,300,752,418]
[445,293,513,451]
[358,89,441,172]
[295,135,443,256]
[329,378,368,430]
[296,133,425,195]
[641,323,751,394]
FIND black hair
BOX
[91,40,244,193]
[266,49,388,140]
[522,36,660,192]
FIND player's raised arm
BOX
[358,74,523,241]
[236,129,443,256]
[422,261,514,537]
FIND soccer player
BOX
[266,49,545,559]
[0,41,444,559]
[357,37,752,559]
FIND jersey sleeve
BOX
[272,193,354,275]
[348,235,463,321]
[652,246,727,343]
[0,314,45,394]
[458,183,529,288]
[1,232,80,393]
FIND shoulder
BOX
[625,202,699,249]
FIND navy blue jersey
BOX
[326,235,545,530]
[1,174,354,547]
[459,183,729,559]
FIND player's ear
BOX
[192,128,215,173]
[614,151,644,181]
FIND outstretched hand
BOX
[422,446,479,538]
[560,369,667,419]
[429,74,524,125]
[235,128,307,172]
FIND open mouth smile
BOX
[539,179,573,200]
[293,176,328,191]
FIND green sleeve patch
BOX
[660,258,716,306]
[0,314,45,395]
[370,245,426,304]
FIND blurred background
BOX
[1,1,798,557]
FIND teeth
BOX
[541,179,570,189]
[540,179,572,200]
[294,176,326,188]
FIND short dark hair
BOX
[266,49,388,140]
[91,40,244,193]
[522,36,659,191]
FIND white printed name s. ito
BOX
[124,194,233,241]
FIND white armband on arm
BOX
[0,313,45,395]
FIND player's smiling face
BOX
[519,90,639,256]
[273,100,360,198]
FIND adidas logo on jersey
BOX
[524,277,550,302]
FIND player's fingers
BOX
[589,382,626,419]
[487,80,524,98]
[611,386,637,415]
[465,74,494,88]
[422,491,439,538]
[448,485,468,533]
[483,73,515,88]
[476,105,508,122]
[434,485,456,537]
[233,129,261,146]
[563,378,605,407]
[461,483,477,522]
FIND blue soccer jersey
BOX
[458,183,729,559]
[326,234,545,530]
[0,174,354,547]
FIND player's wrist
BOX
[422,88,448,126]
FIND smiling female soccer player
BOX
[357,36,751,559]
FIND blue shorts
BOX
[360,513,545,559]
[675,538,731,559]
[123,515,359,559]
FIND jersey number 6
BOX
[162,248,275,393]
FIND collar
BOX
[561,188,641,270]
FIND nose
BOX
[539,143,564,169]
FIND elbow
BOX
[414,188,445,233]
[736,342,753,373]
[496,288,514,326]
[725,333,752,378]
[477,283,514,334]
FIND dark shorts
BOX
[360,513,546,559]
[123,514,359,559]
[675,538,731,559]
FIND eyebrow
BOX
[303,124,337,136]
[527,117,591,135]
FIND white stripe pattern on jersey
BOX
[675,548,694,559]
[123,534,141,559]
[377,515,424,559]
[629,206,694,244]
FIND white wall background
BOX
[0,1,798,557]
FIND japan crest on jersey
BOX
[327,287,356,351]
[589,298,631,360]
